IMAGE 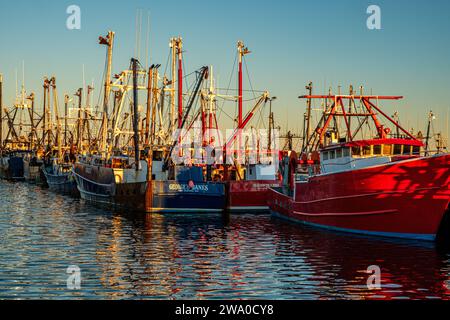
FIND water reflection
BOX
[0,181,449,299]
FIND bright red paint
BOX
[268,154,450,239]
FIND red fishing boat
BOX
[221,41,281,212]
[268,92,450,241]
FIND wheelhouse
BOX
[320,138,424,174]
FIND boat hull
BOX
[227,180,281,212]
[24,160,43,184]
[73,163,226,213]
[43,167,80,197]
[268,154,450,241]
[0,156,24,181]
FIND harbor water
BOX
[1,181,450,300]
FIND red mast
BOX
[237,41,250,158]
[177,38,183,129]
[238,42,243,127]
[237,41,250,127]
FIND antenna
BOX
[15,68,18,99]
[82,64,86,91]
[22,61,25,104]
[138,9,142,61]
[135,9,142,60]
[145,11,151,69]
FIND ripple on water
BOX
[0,181,450,300]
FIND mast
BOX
[237,41,250,160]
[64,94,69,146]
[75,88,83,151]
[268,96,276,153]
[132,58,140,171]
[304,82,313,153]
[208,66,215,144]
[425,110,434,156]
[85,85,93,148]
[145,66,153,145]
[51,78,63,161]
[42,78,48,147]
[151,66,159,145]
[237,41,247,128]
[99,31,115,156]
[177,38,183,129]
[170,38,176,137]
[27,93,35,151]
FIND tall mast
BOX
[75,88,83,151]
[170,38,176,137]
[46,79,52,148]
[237,41,250,160]
[209,66,215,143]
[85,85,93,148]
[131,58,140,170]
[99,31,115,156]
[151,67,159,145]
[145,66,153,145]
[42,78,48,147]
[237,41,244,128]
[425,110,434,156]
[304,82,313,153]
[64,94,69,147]
[177,38,183,129]
[51,78,63,161]
[27,93,35,151]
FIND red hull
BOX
[227,180,281,212]
[268,154,450,240]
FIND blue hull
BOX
[150,181,226,213]
[0,156,24,181]
[73,165,226,213]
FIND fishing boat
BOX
[0,68,42,182]
[213,41,281,212]
[268,92,450,241]
[42,157,79,196]
[73,33,226,212]
[0,151,26,181]
[73,155,226,212]
[23,151,44,184]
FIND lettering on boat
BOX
[169,183,209,192]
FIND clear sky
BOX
[1,0,450,138]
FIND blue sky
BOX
[1,0,450,137]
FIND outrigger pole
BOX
[298,94,416,149]
[99,31,115,157]
[132,58,140,171]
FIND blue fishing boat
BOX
[0,151,26,181]
[73,156,226,213]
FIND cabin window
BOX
[373,145,382,155]
[412,146,421,155]
[322,152,329,161]
[329,151,336,160]
[336,148,342,158]
[393,144,402,155]
[352,147,361,157]
[383,144,392,155]
[402,145,412,155]
[362,146,372,156]
[343,148,350,157]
